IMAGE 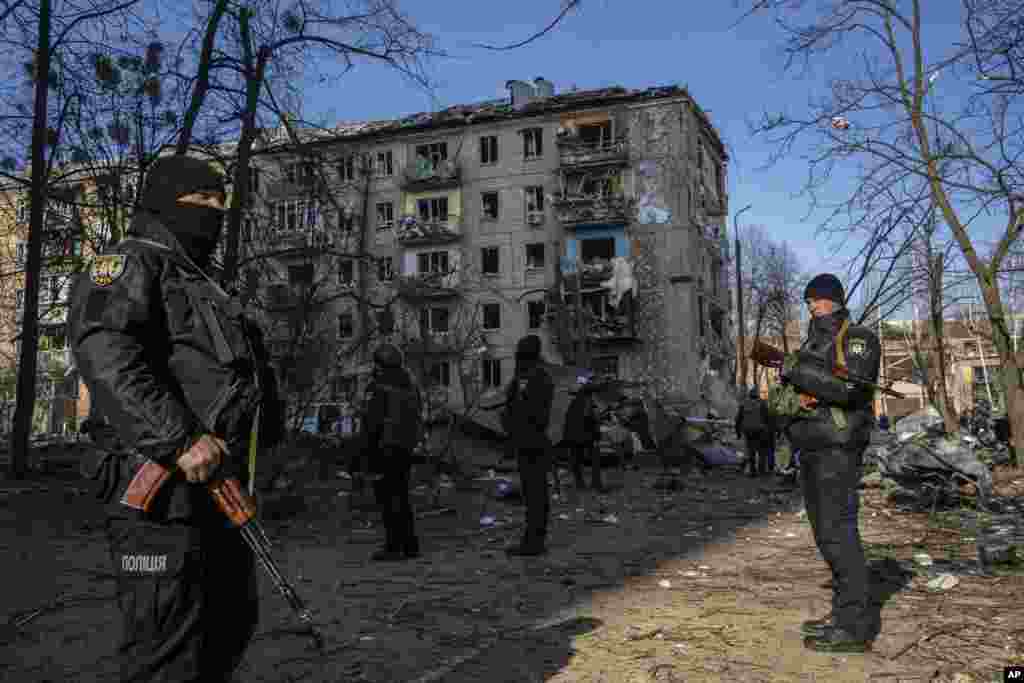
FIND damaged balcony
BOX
[400,158,462,192]
[396,215,463,246]
[557,281,639,345]
[553,193,634,229]
[395,271,461,299]
[403,331,460,355]
[556,136,630,168]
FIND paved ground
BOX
[0,452,1021,682]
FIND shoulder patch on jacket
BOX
[90,255,126,287]
[848,337,867,356]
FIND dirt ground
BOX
[1,450,1022,682]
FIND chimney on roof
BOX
[506,80,535,108]
[534,77,555,99]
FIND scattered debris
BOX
[926,574,960,591]
[913,553,934,566]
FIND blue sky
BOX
[278,2,980,299]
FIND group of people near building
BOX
[68,155,885,681]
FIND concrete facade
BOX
[242,82,731,423]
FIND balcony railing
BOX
[395,215,463,246]
[248,223,352,255]
[555,136,629,167]
[399,159,461,192]
[553,193,634,228]
[404,331,459,354]
[395,271,460,298]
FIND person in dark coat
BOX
[68,155,283,682]
[360,343,422,561]
[502,335,555,556]
[783,273,881,653]
[564,388,602,491]
[735,387,775,477]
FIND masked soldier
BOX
[772,273,881,653]
[360,343,422,561]
[69,155,283,682]
[502,335,555,556]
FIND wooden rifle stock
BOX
[748,340,906,400]
[749,340,787,369]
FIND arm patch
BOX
[90,255,127,286]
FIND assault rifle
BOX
[121,460,324,651]
[750,340,905,399]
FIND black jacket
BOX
[502,361,555,451]
[785,308,881,451]
[563,391,599,446]
[69,216,282,519]
[361,366,421,452]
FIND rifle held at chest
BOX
[749,340,905,399]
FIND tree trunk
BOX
[8,0,51,479]
[980,281,1021,466]
[927,254,959,433]
[220,13,269,289]
[175,0,228,154]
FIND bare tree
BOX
[0,0,145,478]
[743,0,1024,465]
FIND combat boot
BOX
[800,613,834,638]
[803,625,871,653]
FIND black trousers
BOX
[799,445,870,637]
[106,515,258,682]
[571,443,602,488]
[744,434,774,474]
[517,448,552,544]
[372,448,417,552]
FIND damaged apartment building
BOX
[237,79,731,426]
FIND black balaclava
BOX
[138,156,226,268]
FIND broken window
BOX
[527,300,546,329]
[285,161,314,185]
[338,260,355,286]
[579,173,617,197]
[378,257,393,281]
[592,356,619,379]
[523,127,544,159]
[288,264,314,287]
[420,307,450,333]
[580,237,615,263]
[274,199,318,232]
[428,360,451,387]
[481,246,500,275]
[417,250,450,274]
[525,186,545,215]
[482,303,501,331]
[338,312,354,339]
[376,201,394,230]
[481,191,499,220]
[578,121,612,148]
[247,167,261,196]
[375,150,394,177]
[338,155,357,182]
[482,359,502,388]
[417,196,449,223]
[525,242,545,269]
[480,135,498,165]
[698,295,705,338]
[415,142,448,171]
